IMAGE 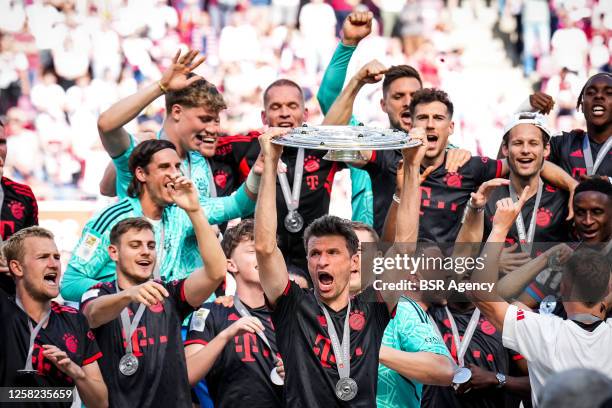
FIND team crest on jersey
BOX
[75,233,101,262]
[349,310,365,331]
[8,201,25,220]
[444,173,463,188]
[304,155,321,173]
[536,208,553,227]
[214,170,228,189]
[63,333,78,353]
[480,319,496,335]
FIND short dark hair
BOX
[576,72,612,111]
[349,221,380,243]
[263,79,304,107]
[382,65,423,97]
[109,218,154,246]
[221,219,255,258]
[562,248,610,306]
[409,88,454,119]
[303,215,359,256]
[573,177,612,202]
[165,75,227,113]
[127,139,177,198]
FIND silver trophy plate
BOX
[271,125,420,162]
[335,377,358,401]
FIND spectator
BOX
[539,369,612,408]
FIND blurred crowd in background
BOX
[0,0,610,200]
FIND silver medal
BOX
[452,366,472,384]
[335,377,358,401]
[119,353,139,376]
[270,367,284,386]
[284,211,304,233]
[539,295,557,315]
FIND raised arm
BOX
[97,50,204,157]
[495,243,572,299]
[254,129,290,305]
[322,59,387,127]
[317,11,373,114]
[375,130,426,311]
[171,176,227,307]
[471,189,531,331]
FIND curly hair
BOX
[409,88,454,119]
[165,76,227,114]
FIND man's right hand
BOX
[126,281,170,307]
[258,128,288,160]
[470,178,510,208]
[159,49,206,92]
[355,60,388,85]
[529,92,554,114]
[221,316,265,340]
[342,11,373,46]
[499,243,531,274]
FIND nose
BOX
[426,116,435,129]
[583,212,595,226]
[317,252,330,268]
[279,106,291,118]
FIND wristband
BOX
[246,170,261,194]
[466,198,485,212]
[158,81,168,94]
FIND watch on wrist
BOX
[495,372,507,388]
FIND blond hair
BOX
[2,227,55,266]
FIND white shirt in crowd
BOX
[502,304,612,407]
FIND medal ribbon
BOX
[205,158,217,198]
[444,306,480,367]
[278,148,305,213]
[116,283,147,356]
[233,297,279,363]
[319,299,351,380]
[583,134,612,176]
[509,179,543,254]
[15,298,51,371]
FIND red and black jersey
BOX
[80,279,197,408]
[0,289,101,408]
[547,130,612,179]
[421,156,502,244]
[422,305,524,408]
[362,149,402,235]
[0,177,38,295]
[271,281,391,408]
[484,181,571,247]
[364,153,502,241]
[215,132,343,271]
[185,301,283,408]
[0,176,38,240]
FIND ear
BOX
[170,104,183,122]
[501,143,509,158]
[8,260,23,278]
[260,110,268,127]
[227,259,238,274]
[108,245,119,262]
[302,107,309,123]
[543,142,551,158]
[135,166,147,183]
[380,97,387,114]
[350,253,359,275]
[449,120,455,135]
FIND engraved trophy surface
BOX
[271,125,420,162]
